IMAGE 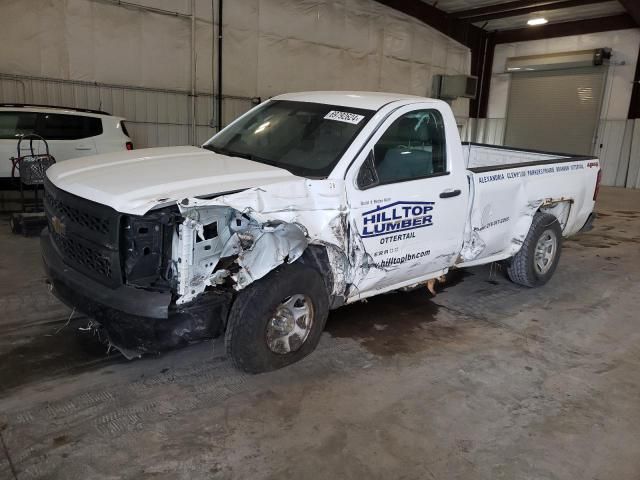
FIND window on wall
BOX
[371,109,447,185]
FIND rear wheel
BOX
[225,262,329,373]
[507,212,562,287]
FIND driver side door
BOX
[345,103,468,297]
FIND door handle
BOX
[75,145,92,150]
[439,189,461,198]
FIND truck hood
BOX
[46,146,299,215]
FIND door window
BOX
[367,109,447,186]
[0,112,38,139]
[37,113,103,140]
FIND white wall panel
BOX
[223,27,259,97]
[1,0,471,149]
[228,0,472,100]
[225,0,259,32]
[598,120,628,187]
[627,121,640,189]
[616,120,635,187]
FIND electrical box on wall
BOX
[432,75,478,100]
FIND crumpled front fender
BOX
[173,178,351,305]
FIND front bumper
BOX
[42,229,232,357]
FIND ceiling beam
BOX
[618,0,640,26]
[454,0,608,23]
[494,13,636,43]
[373,0,484,48]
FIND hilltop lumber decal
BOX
[362,201,435,238]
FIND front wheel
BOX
[225,262,329,373]
[507,212,562,287]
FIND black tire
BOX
[225,262,329,373]
[10,214,23,235]
[507,212,562,287]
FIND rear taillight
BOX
[126,141,134,151]
[593,169,602,201]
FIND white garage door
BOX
[504,67,606,156]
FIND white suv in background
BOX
[0,104,133,182]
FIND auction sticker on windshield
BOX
[324,110,365,124]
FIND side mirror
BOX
[357,150,379,189]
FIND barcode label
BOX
[324,110,365,125]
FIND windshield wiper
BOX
[204,145,277,167]
[203,145,251,160]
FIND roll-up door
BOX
[504,67,606,155]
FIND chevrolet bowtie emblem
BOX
[51,216,66,236]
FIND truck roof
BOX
[272,91,434,110]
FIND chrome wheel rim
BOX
[534,229,557,275]
[266,294,314,354]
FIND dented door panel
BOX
[343,102,469,296]
[460,158,599,266]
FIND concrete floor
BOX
[0,186,639,480]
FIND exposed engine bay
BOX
[169,178,358,309]
[175,203,309,304]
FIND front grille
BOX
[44,177,122,287]
[45,190,110,235]
[50,230,113,279]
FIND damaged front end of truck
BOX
[79,178,358,359]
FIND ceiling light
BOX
[527,17,548,26]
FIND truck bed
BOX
[462,142,596,172]
[458,142,599,268]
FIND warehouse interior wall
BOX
[0,0,471,148]
[477,29,640,189]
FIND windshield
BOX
[203,100,374,177]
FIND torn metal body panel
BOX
[458,156,598,267]
[174,179,351,306]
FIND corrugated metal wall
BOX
[0,73,255,148]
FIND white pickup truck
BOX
[41,91,600,372]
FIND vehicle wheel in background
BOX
[225,262,329,373]
[10,214,23,235]
[507,212,562,287]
